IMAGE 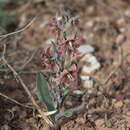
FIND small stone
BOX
[116,34,126,45]
[117,18,125,25]
[87,114,92,118]
[119,28,125,33]
[125,10,130,17]
[80,75,94,89]
[112,99,116,106]
[86,6,95,15]
[95,119,104,126]
[81,54,101,74]
[80,75,90,80]
[126,111,130,116]
[78,44,95,53]
[114,101,123,108]
[83,77,93,89]
[86,21,94,28]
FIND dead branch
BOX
[0,92,33,109]
[18,49,38,70]
[1,44,54,127]
[0,16,37,41]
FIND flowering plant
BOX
[37,14,83,116]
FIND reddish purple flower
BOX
[53,64,78,87]
[40,47,57,72]
[49,17,62,40]
[57,35,82,55]
[41,16,82,89]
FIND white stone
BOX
[81,54,100,74]
[119,28,125,33]
[80,75,94,89]
[80,75,90,80]
[78,45,95,53]
[86,21,94,28]
[83,77,93,89]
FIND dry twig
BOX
[1,44,54,127]
[0,92,33,109]
[0,16,37,41]
[18,49,38,70]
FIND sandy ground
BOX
[0,0,130,130]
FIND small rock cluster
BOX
[79,45,101,91]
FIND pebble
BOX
[119,28,126,33]
[125,10,130,17]
[126,111,130,116]
[114,101,123,108]
[117,18,125,25]
[83,77,93,89]
[95,119,104,126]
[80,53,101,74]
[79,53,100,90]
[85,20,94,28]
[80,75,93,89]
[80,75,90,80]
[86,6,95,15]
[78,44,95,53]
[116,34,126,45]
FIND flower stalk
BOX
[40,14,83,107]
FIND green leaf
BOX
[36,73,55,111]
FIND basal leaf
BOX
[36,73,55,111]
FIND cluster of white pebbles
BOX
[74,44,101,95]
